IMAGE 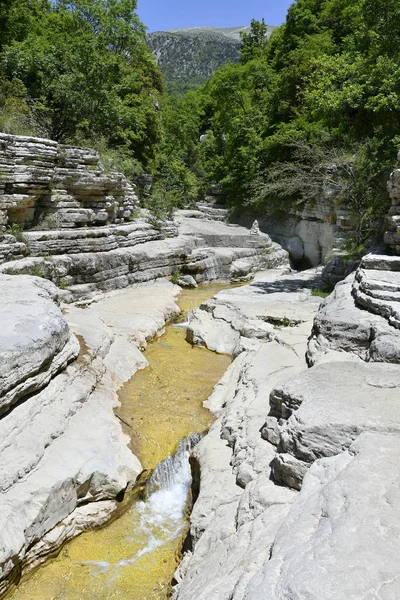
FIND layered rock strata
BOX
[0,275,180,597]
[238,195,356,268]
[308,253,400,365]
[0,134,289,298]
[1,214,288,300]
[0,133,138,230]
[173,270,323,599]
[174,261,400,600]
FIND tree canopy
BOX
[156,0,400,241]
[0,0,162,166]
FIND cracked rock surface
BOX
[174,262,400,600]
[0,276,180,597]
[173,269,322,600]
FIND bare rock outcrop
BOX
[0,275,79,415]
[267,361,400,489]
[173,270,323,600]
[0,275,180,597]
[243,432,400,600]
[0,134,289,298]
[308,253,400,365]
[1,211,288,301]
[0,134,138,230]
[237,195,356,268]
[174,261,400,600]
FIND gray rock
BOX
[174,270,321,600]
[1,217,288,301]
[186,268,322,355]
[0,133,139,231]
[175,262,400,600]
[286,236,304,262]
[244,433,400,600]
[0,275,79,415]
[308,262,400,365]
[177,274,198,288]
[268,361,400,489]
[0,277,181,595]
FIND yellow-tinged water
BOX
[9,283,233,600]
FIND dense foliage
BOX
[158,2,400,241]
[0,0,162,167]
[1,0,400,238]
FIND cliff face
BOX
[238,195,357,276]
[0,133,138,231]
[0,134,289,300]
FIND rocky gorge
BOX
[172,166,400,599]
[1,132,400,599]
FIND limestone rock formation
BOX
[0,206,288,301]
[0,133,138,230]
[267,361,400,489]
[0,134,289,298]
[385,165,400,253]
[244,432,400,600]
[0,275,180,596]
[308,253,400,365]
[0,275,78,415]
[238,195,356,268]
[174,258,400,600]
[173,270,323,600]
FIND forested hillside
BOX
[159,2,400,246]
[1,0,400,249]
[0,0,162,168]
[147,25,274,95]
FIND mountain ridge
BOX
[147,24,274,94]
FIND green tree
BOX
[0,0,162,166]
[240,18,269,63]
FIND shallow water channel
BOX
[9,283,233,600]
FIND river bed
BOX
[8,283,233,600]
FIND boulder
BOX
[267,361,400,489]
[286,236,304,262]
[177,274,198,288]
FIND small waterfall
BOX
[83,434,202,574]
[147,433,202,496]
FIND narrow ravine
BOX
[8,283,233,600]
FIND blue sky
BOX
[137,0,294,32]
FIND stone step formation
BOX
[0,134,138,230]
[0,134,289,300]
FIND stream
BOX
[9,283,233,600]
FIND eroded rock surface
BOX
[1,213,288,300]
[0,275,180,596]
[0,275,78,415]
[308,254,400,365]
[0,134,138,230]
[267,361,400,489]
[174,270,323,600]
[175,260,400,600]
[244,432,400,600]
